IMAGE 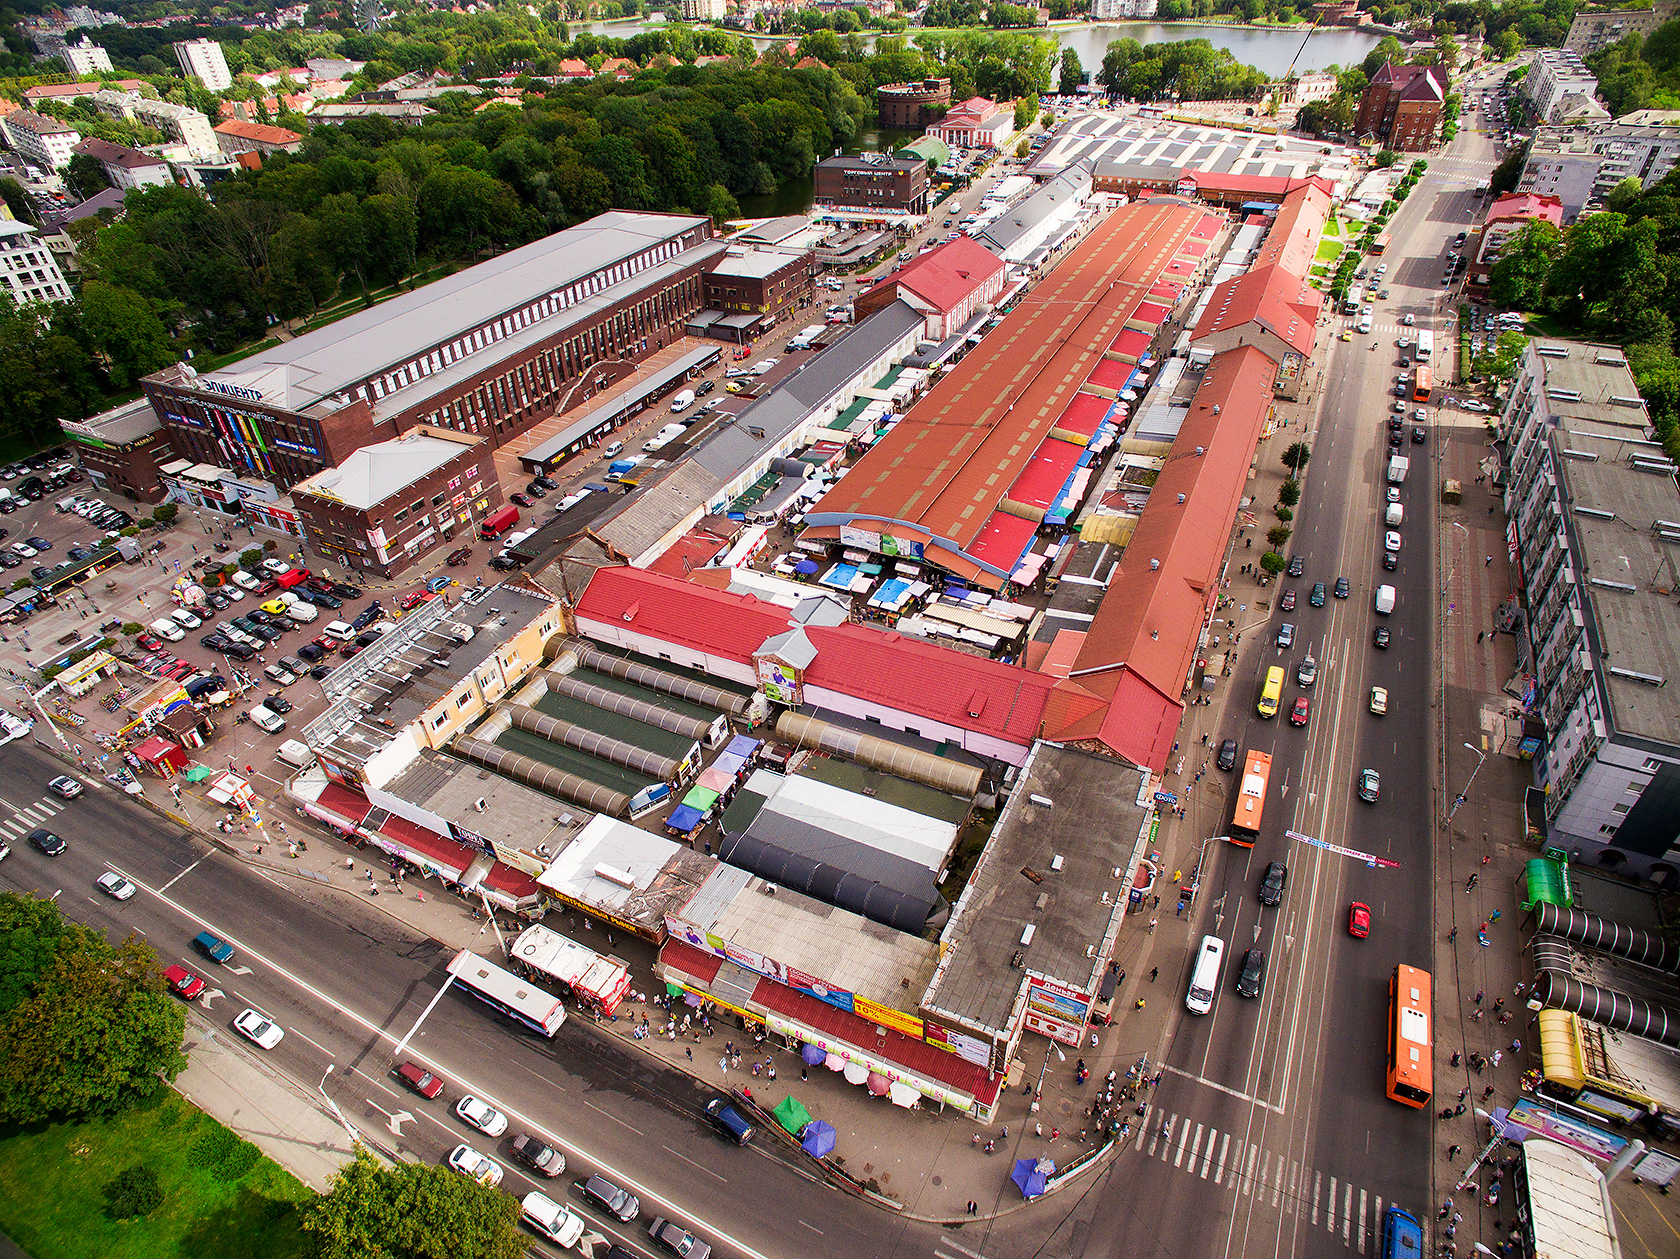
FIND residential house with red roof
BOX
[1354,60,1449,151]
[1470,192,1564,289]
[213,119,304,157]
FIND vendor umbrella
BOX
[801,1120,836,1158]
[184,765,212,781]
[824,1052,846,1072]
[1011,1156,1056,1200]
[801,1043,827,1066]
[795,559,819,575]
[865,1071,890,1096]
[842,1060,870,1086]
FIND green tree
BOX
[1604,176,1645,213]
[1259,551,1286,575]
[304,1151,525,1259]
[1281,441,1311,474]
[66,152,112,201]
[1267,524,1292,547]
[1473,329,1531,386]
[1488,218,1560,311]
[1014,91,1039,131]
[0,893,187,1123]
[0,176,36,225]
[1278,478,1301,507]
[79,282,175,388]
[1058,47,1083,96]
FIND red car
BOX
[135,632,163,651]
[1347,902,1371,938]
[446,546,472,566]
[163,964,206,1000]
[1280,589,1296,612]
[1289,696,1310,727]
[399,591,431,611]
[396,1061,445,1099]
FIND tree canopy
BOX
[304,1151,526,1259]
[0,893,187,1124]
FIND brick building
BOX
[141,210,725,493]
[291,428,499,577]
[72,136,173,189]
[1354,61,1448,151]
[813,153,931,216]
[927,96,1013,150]
[213,119,304,158]
[877,78,951,129]
[59,398,174,503]
[701,248,815,329]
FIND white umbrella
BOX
[842,1061,870,1086]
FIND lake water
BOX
[573,18,1385,76]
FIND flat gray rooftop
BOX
[924,743,1147,1037]
[198,210,711,412]
[383,749,592,856]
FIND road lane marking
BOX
[289,1027,336,1057]
[1160,1063,1283,1112]
[1344,1181,1354,1241]
[1200,1131,1217,1179]
[1358,1188,1368,1252]
[1273,1155,1283,1207]
[584,1098,643,1136]
[1313,1170,1322,1224]
[2,820,22,836]
[1289,1160,1300,1216]
[1213,1133,1231,1184]
[159,858,201,892]
[1178,1123,1198,1169]
[798,1221,823,1236]
[1242,1143,1257,1196]
[661,1145,725,1183]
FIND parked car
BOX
[447,1145,503,1187]
[582,1174,640,1222]
[446,546,472,566]
[1216,739,1238,772]
[455,1096,507,1137]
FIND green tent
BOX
[772,1095,812,1138]
[681,785,720,811]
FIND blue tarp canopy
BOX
[667,804,706,833]
[1012,1157,1055,1199]
[726,734,761,758]
[801,1120,837,1157]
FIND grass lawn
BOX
[1315,238,1342,262]
[0,1092,311,1259]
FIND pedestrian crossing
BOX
[0,794,65,838]
[1137,1108,1399,1253]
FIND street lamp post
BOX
[1445,741,1487,825]
[318,1066,363,1152]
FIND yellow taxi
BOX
[1338,330,1351,342]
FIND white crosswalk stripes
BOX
[2,795,62,840]
[1133,1110,1396,1249]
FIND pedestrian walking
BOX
[1474,989,1484,1006]
[1148,916,1158,933]
[1513,982,1527,999]
[1448,1144,1461,1160]
[1134,998,1145,1011]
[1450,1051,1461,1067]
[1511,1038,1522,1054]
[1458,1088,1469,1102]
[1448,926,1458,942]
[1491,1050,1503,1068]
[1493,998,1504,1013]
[686,1047,693,1061]
[1478,631,1485,643]
[1466,873,1478,892]
[1489,909,1502,922]
[1482,1085,1495,1100]
[1150,966,1159,983]
[968,1201,978,1216]
[1454,1103,1465,1116]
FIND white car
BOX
[11,542,36,557]
[1402,313,1415,326]
[455,1095,508,1137]
[1461,399,1492,413]
[231,570,261,591]
[447,1144,504,1186]
[234,1008,285,1049]
[95,871,136,900]
[221,585,246,601]
[1370,686,1389,715]
[1385,530,1402,552]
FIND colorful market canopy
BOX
[772,1095,812,1137]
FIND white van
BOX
[1385,502,1404,527]
[602,441,624,458]
[149,617,186,642]
[669,389,695,413]
[1375,584,1397,615]
[231,570,261,591]
[322,620,356,643]
[520,1193,585,1246]
[1186,935,1225,1015]
[169,607,202,630]
[248,704,285,734]
[275,739,315,769]
[285,600,318,623]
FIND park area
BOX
[0,1091,310,1259]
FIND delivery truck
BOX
[1374,584,1396,615]
[479,504,519,539]
[1387,454,1409,484]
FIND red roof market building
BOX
[572,565,1056,765]
[1041,345,1278,773]
[803,198,1216,589]
[851,236,1007,341]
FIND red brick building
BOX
[1354,61,1449,151]
[877,78,952,129]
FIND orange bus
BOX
[1412,366,1433,403]
[1387,964,1433,1107]
[1230,749,1271,847]
[1371,233,1390,256]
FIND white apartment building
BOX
[61,37,113,75]
[173,37,232,92]
[1498,341,1680,881]
[1564,5,1672,55]
[1091,0,1158,14]
[0,109,82,170]
[0,219,74,304]
[1518,119,1680,219]
[680,0,727,17]
[1522,48,1607,125]
[94,89,219,160]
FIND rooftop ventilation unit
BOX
[1020,924,1037,946]
[1632,457,1680,474]
[594,863,636,889]
[1589,577,1637,592]
[1560,449,1599,461]
[1536,346,1570,358]
[1608,394,1643,406]
[1546,388,1582,401]
[1574,506,1615,520]
[1608,665,1666,687]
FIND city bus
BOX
[447,948,568,1038]
[1386,964,1433,1107]
[1415,330,1434,362]
[1382,1206,1424,1259]
[1371,233,1390,256]
[1230,749,1272,847]
[1256,665,1285,718]
[1412,366,1433,404]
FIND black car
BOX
[330,582,363,599]
[532,475,559,490]
[489,553,527,571]
[248,609,287,629]
[29,565,52,581]
[508,1133,565,1177]
[1411,427,1427,444]
[446,546,472,565]
[222,641,256,660]
[308,664,332,680]
[524,481,548,498]
[350,606,381,631]
[1333,577,1350,599]
[206,591,229,610]
[1259,861,1288,907]
[297,642,326,663]
[1388,430,1403,448]
[201,632,233,651]
[27,828,66,856]
[1286,555,1304,578]
[1310,582,1326,607]
[695,378,716,396]
[581,1174,639,1223]
[0,553,18,569]
[1374,626,1391,649]
[265,695,292,714]
[1217,739,1239,772]
[1235,948,1266,998]
[1382,550,1398,570]
[302,589,343,609]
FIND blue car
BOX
[425,576,452,593]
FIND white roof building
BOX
[0,220,73,305]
